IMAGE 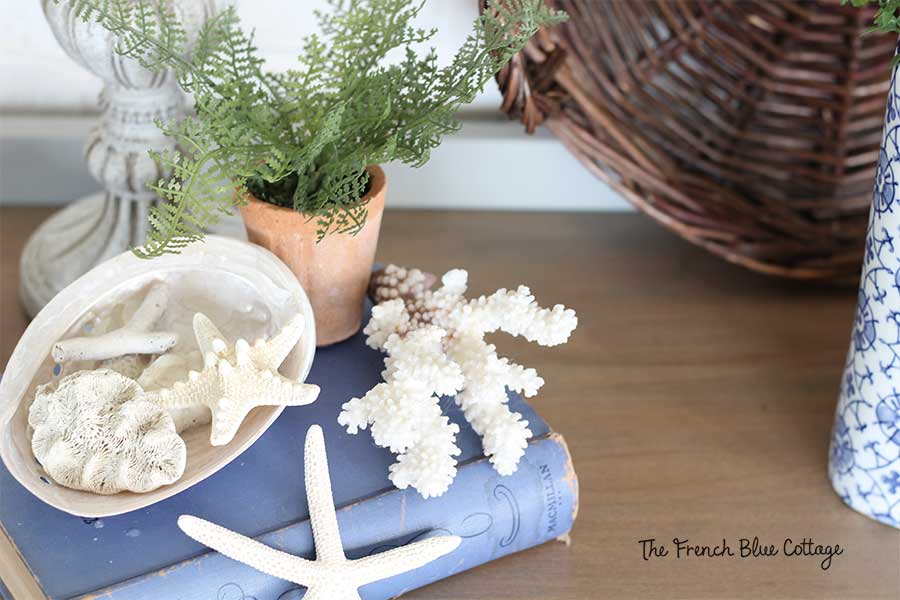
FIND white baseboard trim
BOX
[0,113,628,211]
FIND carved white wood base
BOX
[20,192,136,316]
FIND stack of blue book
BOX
[0,311,578,599]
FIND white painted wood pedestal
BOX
[20,0,219,316]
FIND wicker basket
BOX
[486,0,896,280]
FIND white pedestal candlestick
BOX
[20,0,218,316]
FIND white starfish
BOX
[178,425,461,600]
[146,313,319,446]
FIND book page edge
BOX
[0,520,46,600]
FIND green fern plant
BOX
[846,0,900,65]
[64,0,567,257]
[846,0,900,36]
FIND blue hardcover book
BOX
[0,313,578,599]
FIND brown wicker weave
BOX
[486,0,897,280]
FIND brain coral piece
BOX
[29,369,186,495]
[340,264,577,498]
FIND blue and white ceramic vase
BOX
[829,59,900,529]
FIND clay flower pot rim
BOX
[243,165,386,219]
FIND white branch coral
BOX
[52,284,178,362]
[339,265,577,498]
[145,313,320,446]
[340,326,463,497]
[28,369,186,494]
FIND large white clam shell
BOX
[0,236,315,517]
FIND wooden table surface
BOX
[2,207,899,599]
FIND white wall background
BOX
[0,0,504,113]
[0,0,626,211]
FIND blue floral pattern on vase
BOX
[830,62,900,529]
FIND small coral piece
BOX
[145,313,319,446]
[52,284,178,362]
[339,265,577,498]
[28,369,186,494]
[98,354,151,380]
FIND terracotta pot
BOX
[240,165,386,346]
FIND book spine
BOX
[75,432,578,600]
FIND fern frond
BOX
[136,146,233,258]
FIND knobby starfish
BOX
[146,313,319,446]
[178,425,461,600]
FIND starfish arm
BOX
[177,515,319,586]
[205,361,319,446]
[353,535,462,584]
[207,401,252,446]
[193,313,229,356]
[304,425,347,562]
[144,370,218,410]
[250,313,306,371]
[257,376,320,407]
